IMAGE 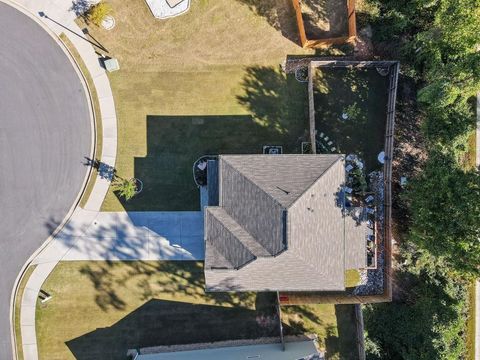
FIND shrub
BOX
[86,1,112,26]
[112,178,137,201]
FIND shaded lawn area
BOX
[75,0,312,211]
[107,68,310,211]
[282,304,358,360]
[36,261,279,360]
[313,67,389,173]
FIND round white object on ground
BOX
[101,15,115,30]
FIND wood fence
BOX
[292,0,356,48]
[281,60,400,305]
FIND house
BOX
[130,339,322,360]
[204,154,367,292]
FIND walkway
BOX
[6,0,118,358]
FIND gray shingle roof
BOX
[205,154,357,292]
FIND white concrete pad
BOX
[57,211,205,261]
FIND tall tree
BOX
[406,151,480,275]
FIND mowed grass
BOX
[36,261,279,359]
[313,67,389,173]
[108,68,310,210]
[76,0,312,211]
[282,304,358,360]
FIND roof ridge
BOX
[287,155,344,210]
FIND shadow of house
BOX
[331,304,358,359]
[115,67,309,211]
[65,298,280,359]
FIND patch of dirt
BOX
[354,25,374,60]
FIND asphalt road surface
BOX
[0,3,92,358]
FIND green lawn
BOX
[36,261,279,359]
[313,67,389,172]
[282,304,358,360]
[75,0,312,211]
[108,67,309,210]
[345,269,361,288]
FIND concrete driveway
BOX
[34,212,205,262]
[0,3,91,358]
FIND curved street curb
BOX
[2,0,96,358]
[5,0,118,359]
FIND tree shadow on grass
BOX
[236,65,309,135]
[235,0,302,45]
[78,260,275,313]
[115,67,309,211]
[65,298,280,359]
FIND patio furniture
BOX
[263,145,283,155]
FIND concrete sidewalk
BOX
[11,0,118,358]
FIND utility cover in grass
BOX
[144,0,190,19]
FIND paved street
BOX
[0,3,91,358]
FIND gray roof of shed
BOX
[205,154,354,292]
